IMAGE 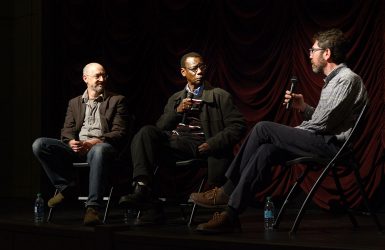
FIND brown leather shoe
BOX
[196,211,241,234]
[48,192,65,208]
[189,187,229,208]
[83,207,102,226]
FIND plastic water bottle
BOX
[34,193,45,224]
[264,196,275,230]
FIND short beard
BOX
[94,85,104,95]
[311,58,326,74]
[312,64,322,74]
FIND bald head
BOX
[82,62,108,98]
[83,62,105,75]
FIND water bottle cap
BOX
[37,193,42,197]
[266,196,272,201]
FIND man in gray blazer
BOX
[32,62,130,226]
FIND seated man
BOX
[119,52,247,224]
[32,62,130,226]
[189,29,368,233]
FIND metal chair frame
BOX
[174,159,207,227]
[144,158,207,227]
[273,102,383,234]
[47,162,114,224]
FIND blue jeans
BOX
[32,137,116,207]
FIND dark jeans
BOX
[130,125,205,183]
[224,121,340,213]
[32,137,116,207]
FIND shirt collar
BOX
[323,63,346,85]
[81,90,105,103]
[185,83,204,97]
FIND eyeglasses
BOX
[309,47,325,55]
[86,74,109,80]
[185,64,207,74]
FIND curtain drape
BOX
[42,0,385,210]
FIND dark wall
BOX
[1,0,42,198]
[0,0,14,198]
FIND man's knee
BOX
[133,125,163,144]
[137,125,160,136]
[32,137,50,155]
[253,121,274,133]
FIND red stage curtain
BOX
[43,0,385,210]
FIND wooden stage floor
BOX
[0,198,383,250]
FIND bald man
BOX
[32,62,130,226]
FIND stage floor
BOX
[0,198,383,250]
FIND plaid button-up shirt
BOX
[297,64,368,141]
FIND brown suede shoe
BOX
[196,211,241,234]
[189,187,229,208]
[48,192,65,208]
[83,207,102,226]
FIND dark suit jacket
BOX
[60,91,130,152]
[156,82,246,184]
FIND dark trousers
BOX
[131,125,204,184]
[224,121,340,213]
[32,137,116,207]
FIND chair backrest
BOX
[285,101,368,166]
[330,101,368,163]
[275,101,380,234]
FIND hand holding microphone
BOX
[285,76,297,110]
[179,92,194,124]
[177,92,194,113]
[284,76,306,112]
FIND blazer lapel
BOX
[78,97,86,131]
[100,91,111,115]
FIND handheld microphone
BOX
[286,76,298,110]
[181,92,194,124]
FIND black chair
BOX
[174,158,207,227]
[273,102,383,234]
[47,162,115,224]
[144,158,207,227]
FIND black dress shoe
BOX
[119,182,159,209]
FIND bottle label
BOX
[264,210,273,219]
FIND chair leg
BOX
[47,189,59,222]
[274,181,299,229]
[274,166,310,229]
[352,164,383,232]
[188,177,206,227]
[331,166,358,228]
[290,163,335,235]
[103,186,114,224]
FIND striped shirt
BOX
[296,64,368,141]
